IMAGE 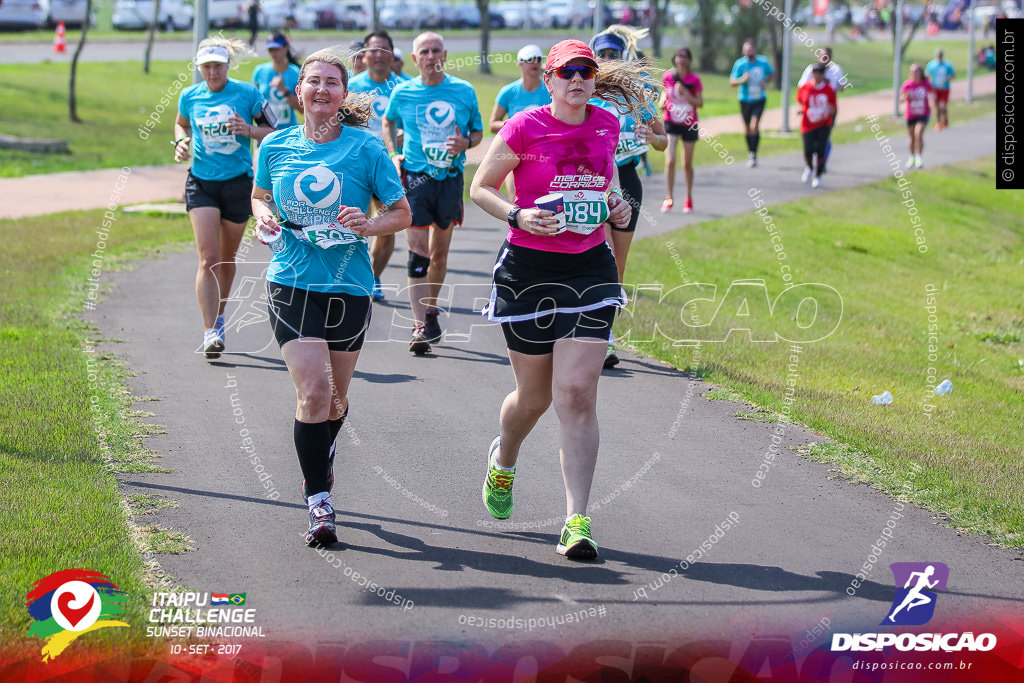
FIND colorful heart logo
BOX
[56,591,94,629]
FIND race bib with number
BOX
[807,94,830,123]
[614,132,649,165]
[562,190,610,235]
[297,221,365,249]
[670,101,693,124]
[747,68,764,100]
[423,141,454,168]
[195,109,239,155]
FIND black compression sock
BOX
[752,132,761,154]
[294,419,332,496]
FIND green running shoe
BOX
[482,436,515,519]
[557,514,599,560]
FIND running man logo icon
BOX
[884,562,949,626]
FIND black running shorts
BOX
[267,282,371,352]
[404,169,464,230]
[184,171,253,224]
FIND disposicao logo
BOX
[26,569,130,662]
[831,562,996,653]
[884,562,948,626]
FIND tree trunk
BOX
[650,0,669,58]
[765,13,781,89]
[477,0,491,74]
[144,0,162,73]
[69,0,93,123]
[697,0,717,72]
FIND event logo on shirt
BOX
[293,167,342,209]
[424,101,455,128]
[372,96,389,120]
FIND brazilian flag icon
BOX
[229,593,246,605]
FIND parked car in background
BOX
[207,0,246,27]
[444,3,505,28]
[547,0,589,27]
[379,0,442,29]
[334,0,369,29]
[0,0,50,29]
[260,0,317,29]
[49,0,95,27]
[495,0,551,29]
[112,0,193,30]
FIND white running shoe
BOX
[801,167,813,183]
[203,328,223,360]
[914,155,923,169]
[905,157,915,169]
[811,176,822,189]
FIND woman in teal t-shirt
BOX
[251,32,302,129]
[252,48,411,548]
[174,37,274,361]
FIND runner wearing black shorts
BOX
[382,31,484,355]
[175,37,274,360]
[471,39,656,561]
[251,48,411,547]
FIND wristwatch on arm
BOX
[507,206,522,229]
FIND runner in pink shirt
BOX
[900,63,932,169]
[661,47,703,213]
[470,39,654,561]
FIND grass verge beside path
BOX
[623,158,1024,551]
[0,208,194,641]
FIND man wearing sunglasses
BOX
[382,32,484,355]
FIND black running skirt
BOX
[483,240,625,323]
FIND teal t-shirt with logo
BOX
[496,78,551,117]
[347,70,403,138]
[251,62,301,128]
[254,125,406,294]
[178,78,265,180]
[383,74,483,178]
[589,97,656,167]
[925,59,955,90]
[730,55,774,102]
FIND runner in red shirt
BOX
[900,63,932,169]
[796,62,836,189]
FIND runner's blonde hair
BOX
[196,36,254,67]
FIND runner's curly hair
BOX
[593,59,659,123]
[298,47,375,129]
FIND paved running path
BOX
[75,114,1022,649]
[0,73,996,219]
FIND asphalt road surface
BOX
[85,117,1022,653]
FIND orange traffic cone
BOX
[53,22,66,54]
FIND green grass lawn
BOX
[623,157,1024,550]
[0,208,194,641]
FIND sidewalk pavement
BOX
[0,73,995,220]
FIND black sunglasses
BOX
[520,56,542,64]
[548,64,597,80]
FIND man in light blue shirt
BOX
[382,31,483,354]
[926,48,955,130]
[349,29,405,302]
[730,39,775,167]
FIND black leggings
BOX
[615,159,643,233]
[802,127,830,175]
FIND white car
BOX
[496,0,550,29]
[49,0,95,27]
[334,0,369,29]
[547,0,589,27]
[0,0,50,29]
[207,0,247,27]
[379,0,442,29]
[260,0,317,29]
[112,0,193,29]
